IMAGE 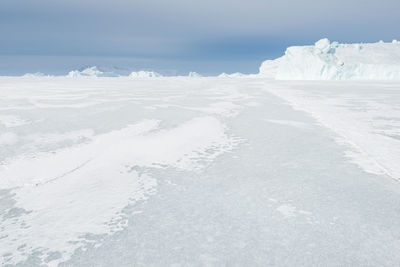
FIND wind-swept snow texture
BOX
[1,76,400,266]
[260,39,400,80]
[0,77,240,266]
[264,80,400,180]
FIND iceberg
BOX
[22,72,49,77]
[218,72,246,78]
[188,71,202,77]
[259,38,400,80]
[67,66,130,77]
[68,66,105,77]
[129,71,162,78]
[258,57,283,79]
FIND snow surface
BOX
[1,76,400,266]
[264,80,400,180]
[259,39,400,80]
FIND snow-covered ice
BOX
[264,81,400,179]
[1,75,400,266]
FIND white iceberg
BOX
[68,66,104,77]
[22,72,49,77]
[129,71,163,78]
[218,72,246,78]
[258,57,283,79]
[67,66,130,77]
[188,71,202,77]
[259,38,400,80]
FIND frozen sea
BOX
[1,76,400,266]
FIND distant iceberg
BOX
[188,72,202,77]
[259,38,400,80]
[68,67,102,77]
[218,72,246,78]
[67,66,131,77]
[129,71,162,78]
[23,72,49,77]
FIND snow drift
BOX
[259,39,400,80]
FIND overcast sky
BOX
[1,0,399,75]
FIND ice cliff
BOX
[259,39,400,80]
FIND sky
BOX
[0,0,399,75]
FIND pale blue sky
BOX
[1,0,399,75]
